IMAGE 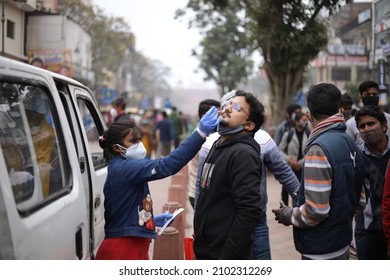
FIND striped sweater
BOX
[283,113,366,228]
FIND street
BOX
[148,170,300,260]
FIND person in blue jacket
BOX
[95,106,220,260]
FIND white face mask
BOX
[117,142,147,159]
[110,108,118,118]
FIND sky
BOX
[92,0,215,89]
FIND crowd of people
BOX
[96,80,390,260]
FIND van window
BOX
[76,98,108,169]
[0,82,71,212]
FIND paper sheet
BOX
[157,208,184,236]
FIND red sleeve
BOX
[383,161,390,250]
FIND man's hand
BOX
[272,201,293,226]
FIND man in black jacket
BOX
[193,90,265,259]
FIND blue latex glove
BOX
[154,212,174,227]
[198,106,221,137]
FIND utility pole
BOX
[1,0,5,56]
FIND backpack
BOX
[284,128,310,154]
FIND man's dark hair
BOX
[358,81,379,96]
[30,57,44,68]
[307,83,341,120]
[354,105,387,128]
[112,97,126,110]
[198,99,220,119]
[341,93,353,106]
[235,90,265,132]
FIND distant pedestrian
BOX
[139,111,156,159]
[278,112,310,206]
[346,81,390,147]
[110,98,129,124]
[170,107,186,148]
[155,111,174,157]
[272,83,365,260]
[273,103,302,146]
[340,93,357,120]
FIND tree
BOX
[190,9,255,96]
[344,82,360,105]
[177,0,344,125]
[58,0,172,102]
[58,0,134,81]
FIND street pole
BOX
[1,0,5,57]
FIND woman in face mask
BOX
[278,112,310,206]
[96,110,220,260]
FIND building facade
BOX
[1,0,94,85]
[309,0,390,101]
[309,2,372,90]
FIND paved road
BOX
[148,169,300,260]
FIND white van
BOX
[0,57,108,259]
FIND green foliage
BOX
[58,0,171,99]
[58,0,133,75]
[344,82,360,105]
[178,0,343,124]
[195,10,255,95]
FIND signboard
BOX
[327,44,365,56]
[102,87,116,104]
[375,0,390,34]
[358,9,371,24]
[378,59,386,90]
[312,55,368,67]
[27,49,74,77]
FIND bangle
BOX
[196,127,207,139]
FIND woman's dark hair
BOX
[99,120,140,155]
[293,112,305,123]
[287,104,301,117]
[235,90,265,132]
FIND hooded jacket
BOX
[193,132,263,259]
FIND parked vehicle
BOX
[0,56,108,259]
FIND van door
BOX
[65,84,108,256]
[0,71,90,259]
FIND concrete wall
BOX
[26,15,93,83]
[1,4,26,60]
